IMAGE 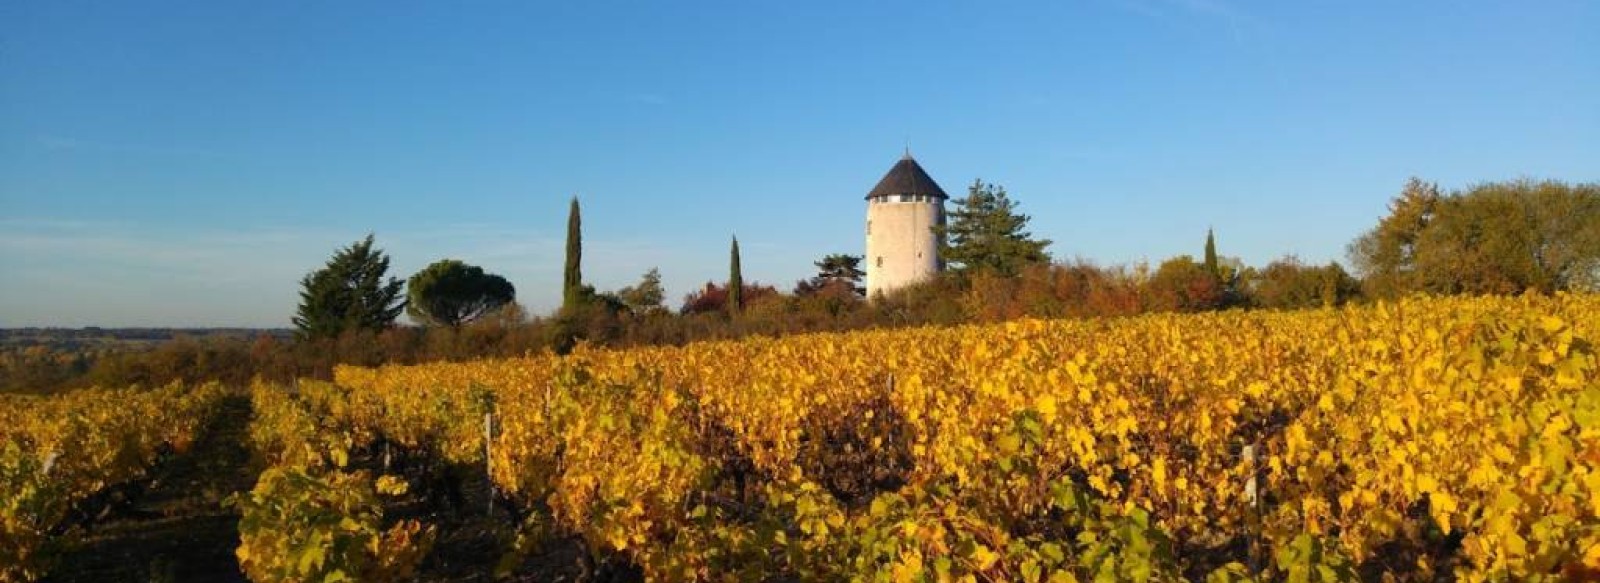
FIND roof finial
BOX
[903,139,912,160]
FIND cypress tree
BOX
[563,197,583,309]
[1203,228,1219,277]
[728,236,743,313]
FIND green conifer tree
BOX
[1204,228,1219,277]
[728,236,743,313]
[563,197,583,309]
[292,234,405,340]
[935,180,1051,276]
[406,259,516,327]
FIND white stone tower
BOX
[864,152,948,297]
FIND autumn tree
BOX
[616,267,667,314]
[1249,256,1360,309]
[936,180,1052,276]
[293,235,406,340]
[681,281,777,315]
[1413,179,1600,294]
[1348,177,1441,298]
[1143,255,1225,312]
[405,259,516,327]
[1350,178,1600,296]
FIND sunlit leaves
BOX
[0,382,227,582]
[314,293,1600,581]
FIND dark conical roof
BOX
[865,153,948,200]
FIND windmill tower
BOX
[864,151,948,297]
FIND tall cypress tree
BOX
[563,197,583,309]
[728,236,743,313]
[1203,228,1219,277]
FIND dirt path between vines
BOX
[43,391,594,583]
[48,393,255,582]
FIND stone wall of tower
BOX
[865,196,944,297]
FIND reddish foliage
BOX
[680,281,779,314]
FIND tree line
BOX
[4,176,1595,394]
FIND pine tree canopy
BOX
[935,180,1051,276]
[292,234,406,340]
[801,253,865,296]
[406,259,516,327]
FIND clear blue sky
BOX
[2,1,1596,327]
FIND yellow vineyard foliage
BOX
[0,382,227,582]
[317,294,1598,581]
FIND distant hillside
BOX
[0,328,292,351]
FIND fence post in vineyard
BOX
[888,374,896,445]
[485,408,495,518]
[1242,443,1259,576]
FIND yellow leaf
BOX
[1416,474,1438,494]
[1384,414,1406,434]
[1539,315,1565,332]
[1049,570,1079,583]
[1588,471,1600,516]
[893,553,924,583]
[1035,394,1058,423]
[376,475,409,496]
[1241,379,1267,398]
[971,544,1000,570]
[1430,491,1457,533]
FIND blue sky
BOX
[2,1,1596,327]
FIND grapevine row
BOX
[0,382,227,581]
[307,293,1599,581]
